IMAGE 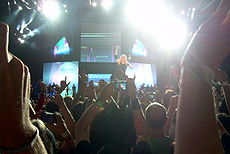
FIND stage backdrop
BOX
[126,62,157,88]
[43,61,79,96]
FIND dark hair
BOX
[76,140,91,154]
[145,103,167,129]
[133,141,151,154]
[97,143,130,154]
[71,102,84,123]
[90,103,136,153]
[218,113,230,134]
[162,90,176,109]
[45,101,60,113]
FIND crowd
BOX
[0,0,230,154]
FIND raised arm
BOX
[0,22,47,153]
[75,82,115,144]
[175,0,230,153]
[54,94,76,137]
[127,79,148,140]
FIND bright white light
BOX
[156,18,187,49]
[20,39,25,43]
[42,1,60,20]
[18,38,25,44]
[65,10,68,13]
[92,2,97,7]
[125,0,187,50]
[63,4,67,8]
[126,0,168,28]
[101,0,113,10]
[18,6,23,10]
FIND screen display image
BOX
[88,74,112,82]
[126,62,157,88]
[81,23,121,62]
[132,39,147,57]
[53,37,72,56]
[43,61,79,96]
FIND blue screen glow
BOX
[53,37,71,55]
[88,74,112,82]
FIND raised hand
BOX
[0,22,46,153]
[98,81,116,102]
[45,112,72,141]
[182,0,230,71]
[79,73,88,83]
[127,78,137,99]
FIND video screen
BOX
[131,39,147,57]
[126,62,157,88]
[53,37,72,56]
[81,23,121,62]
[88,74,112,82]
[43,61,79,96]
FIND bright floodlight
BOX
[92,1,97,7]
[156,18,187,49]
[18,38,25,44]
[18,6,23,10]
[101,0,113,10]
[126,0,167,26]
[125,0,187,50]
[42,1,60,20]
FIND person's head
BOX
[145,102,167,130]
[45,101,60,113]
[118,54,128,65]
[40,81,48,92]
[99,79,106,88]
[71,102,84,123]
[90,103,136,153]
[162,89,176,109]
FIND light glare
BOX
[101,0,113,10]
[156,18,187,49]
[92,2,97,7]
[18,6,23,10]
[125,0,187,50]
[42,1,60,20]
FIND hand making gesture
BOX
[0,22,46,153]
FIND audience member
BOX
[0,1,229,153]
